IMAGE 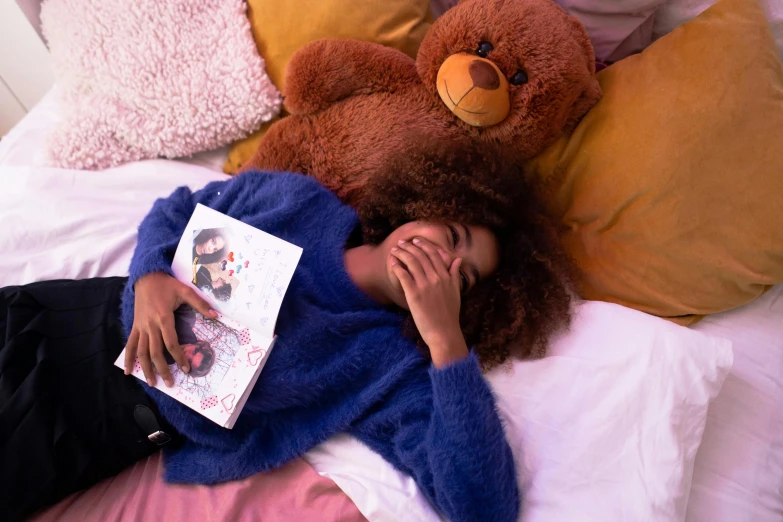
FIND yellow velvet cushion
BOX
[527,0,783,323]
[224,0,433,174]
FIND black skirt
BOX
[0,278,177,522]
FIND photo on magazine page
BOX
[191,226,242,305]
[163,305,243,399]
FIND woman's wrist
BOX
[428,331,470,369]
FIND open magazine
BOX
[115,204,303,428]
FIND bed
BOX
[3,85,782,522]
[3,2,783,521]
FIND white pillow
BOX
[306,300,733,522]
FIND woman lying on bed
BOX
[0,146,573,522]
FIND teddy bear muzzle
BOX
[436,53,511,127]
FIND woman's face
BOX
[197,236,225,256]
[182,343,211,375]
[182,343,203,367]
[380,221,499,309]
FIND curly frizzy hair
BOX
[357,144,574,370]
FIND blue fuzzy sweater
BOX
[120,171,519,522]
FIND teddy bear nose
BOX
[469,59,500,90]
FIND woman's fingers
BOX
[137,332,156,386]
[181,286,217,319]
[398,240,438,279]
[124,328,140,375]
[391,263,415,296]
[149,329,174,387]
[411,238,449,277]
[449,258,463,288]
[161,315,189,373]
[391,245,426,283]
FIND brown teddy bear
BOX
[242,0,601,205]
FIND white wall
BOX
[0,1,54,135]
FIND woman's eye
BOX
[449,225,460,247]
[460,273,469,294]
[476,41,494,58]
[510,69,528,86]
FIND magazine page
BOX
[113,204,302,427]
[115,305,274,427]
[171,203,303,337]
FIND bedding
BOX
[429,0,663,63]
[8,0,783,520]
[0,92,370,522]
[2,85,782,522]
[308,300,735,522]
[29,452,367,522]
[0,88,230,174]
[40,0,281,170]
[527,0,783,323]
[553,0,664,62]
[309,286,783,522]
[687,286,783,522]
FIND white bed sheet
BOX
[0,88,230,285]
[1,90,781,522]
[687,290,783,521]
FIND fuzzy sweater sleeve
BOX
[351,353,520,522]
[121,170,346,337]
[126,170,344,291]
[127,179,233,289]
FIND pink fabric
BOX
[30,453,367,522]
[40,0,281,170]
[430,0,458,18]
[429,0,661,63]
[553,0,664,62]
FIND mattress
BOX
[1,89,782,521]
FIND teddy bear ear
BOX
[559,12,601,133]
[567,14,597,74]
[564,78,602,134]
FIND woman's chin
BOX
[384,271,408,310]
[389,291,409,310]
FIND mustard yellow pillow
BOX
[527,0,783,323]
[224,0,433,174]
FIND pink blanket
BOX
[31,453,366,522]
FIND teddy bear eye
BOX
[475,41,494,58]
[510,69,529,86]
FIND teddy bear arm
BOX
[283,39,419,115]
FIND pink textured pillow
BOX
[41,0,281,170]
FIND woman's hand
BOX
[391,238,469,368]
[125,272,217,387]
